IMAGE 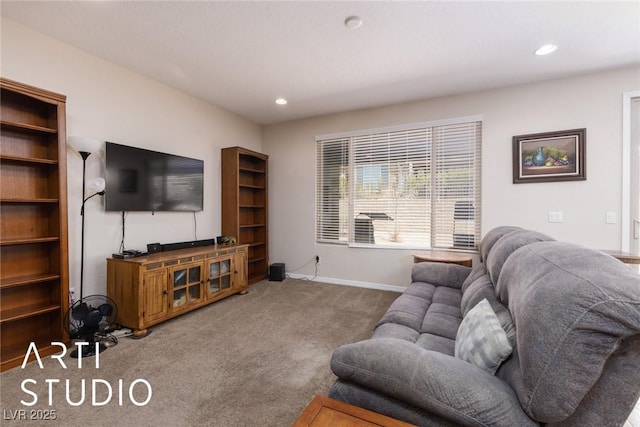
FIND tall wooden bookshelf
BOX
[221,147,268,284]
[0,78,70,371]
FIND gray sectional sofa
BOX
[328,226,640,426]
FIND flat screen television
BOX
[105,142,204,212]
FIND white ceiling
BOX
[2,1,639,125]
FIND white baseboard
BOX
[286,273,405,293]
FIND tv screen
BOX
[105,142,204,212]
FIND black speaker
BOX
[147,242,162,254]
[269,263,285,281]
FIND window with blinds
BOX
[316,117,481,250]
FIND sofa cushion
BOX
[461,264,516,347]
[478,225,522,262]
[455,298,513,374]
[486,229,554,288]
[373,280,462,355]
[411,262,471,289]
[496,241,640,422]
[330,338,537,426]
[461,265,495,314]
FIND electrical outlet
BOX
[315,255,320,264]
[69,287,76,304]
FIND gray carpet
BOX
[0,278,399,426]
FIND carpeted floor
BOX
[0,278,399,426]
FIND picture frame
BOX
[512,128,586,183]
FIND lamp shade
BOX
[87,177,106,193]
[68,136,103,155]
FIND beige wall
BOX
[263,66,640,288]
[1,18,262,296]
[3,17,639,292]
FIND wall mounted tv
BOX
[105,142,204,212]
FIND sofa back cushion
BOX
[478,226,522,262]
[495,241,640,422]
[486,229,554,290]
[461,264,516,346]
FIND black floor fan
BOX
[64,295,118,358]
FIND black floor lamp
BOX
[68,136,105,300]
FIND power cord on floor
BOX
[96,331,118,349]
[285,256,319,282]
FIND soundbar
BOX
[148,238,216,254]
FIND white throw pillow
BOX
[455,298,513,374]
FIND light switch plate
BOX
[548,211,563,223]
[606,212,616,224]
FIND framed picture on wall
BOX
[512,128,586,183]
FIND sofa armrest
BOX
[411,262,471,289]
[331,338,537,426]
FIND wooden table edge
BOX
[293,394,415,426]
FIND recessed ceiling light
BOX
[345,15,363,29]
[275,98,287,105]
[535,44,558,56]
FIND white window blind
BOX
[432,122,482,249]
[316,118,481,250]
[316,137,349,243]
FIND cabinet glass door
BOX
[207,258,232,297]
[170,264,202,309]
